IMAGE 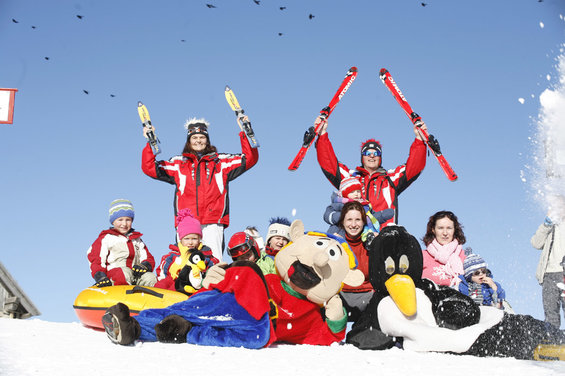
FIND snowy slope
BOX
[1,318,564,376]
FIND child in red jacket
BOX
[87,199,157,287]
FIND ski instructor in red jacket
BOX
[315,116,426,227]
[142,117,259,262]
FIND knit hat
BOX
[361,139,382,155]
[185,118,210,142]
[175,208,202,239]
[339,176,363,198]
[464,253,488,279]
[228,232,259,259]
[109,199,135,224]
[266,217,291,244]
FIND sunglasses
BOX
[362,150,381,157]
[472,268,487,276]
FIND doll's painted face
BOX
[112,217,132,235]
[275,220,364,305]
[180,234,201,249]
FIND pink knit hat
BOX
[175,209,202,239]
[339,176,363,198]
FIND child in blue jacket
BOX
[459,253,506,309]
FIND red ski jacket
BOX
[316,133,426,225]
[87,228,155,278]
[142,131,258,227]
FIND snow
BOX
[1,318,565,376]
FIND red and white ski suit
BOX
[316,133,426,226]
[141,131,258,227]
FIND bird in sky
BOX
[44,57,50,61]
[110,94,116,98]
[76,15,84,19]
[253,0,260,4]
[206,4,216,8]
[12,18,19,23]
[421,2,427,6]
[278,32,283,36]
[308,14,315,19]
[280,7,286,10]
[83,90,89,95]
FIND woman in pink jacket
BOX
[421,210,467,288]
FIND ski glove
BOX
[202,262,228,289]
[132,261,152,278]
[94,271,112,287]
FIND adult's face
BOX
[361,149,381,172]
[432,216,455,245]
[343,209,363,237]
[190,134,208,152]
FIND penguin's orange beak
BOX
[384,274,417,317]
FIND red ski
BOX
[288,67,358,171]
[379,68,458,182]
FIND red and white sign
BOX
[0,88,18,124]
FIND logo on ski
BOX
[137,101,161,155]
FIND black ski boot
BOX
[102,303,140,345]
[154,314,192,343]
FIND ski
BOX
[137,101,161,155]
[288,66,358,171]
[225,86,259,148]
[379,68,458,182]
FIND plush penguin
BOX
[347,225,565,360]
[174,251,207,294]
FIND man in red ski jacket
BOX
[315,117,427,226]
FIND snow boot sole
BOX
[102,302,140,345]
[154,314,192,343]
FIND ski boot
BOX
[101,303,140,345]
[154,314,193,343]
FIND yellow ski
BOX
[137,101,161,155]
[224,86,259,148]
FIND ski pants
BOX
[542,272,564,329]
[202,223,225,263]
[108,267,157,287]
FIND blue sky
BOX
[1,0,564,323]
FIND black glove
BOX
[132,262,151,279]
[362,231,376,250]
[94,271,112,287]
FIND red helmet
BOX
[228,232,260,260]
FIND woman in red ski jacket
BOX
[142,117,258,261]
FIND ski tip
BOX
[225,85,231,91]
[350,66,358,72]
[137,101,143,107]
[379,68,388,74]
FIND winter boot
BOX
[533,344,565,361]
[154,314,192,343]
[102,302,140,345]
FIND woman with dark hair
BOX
[337,201,373,321]
[421,210,467,287]
[142,117,259,262]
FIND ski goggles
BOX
[472,268,487,276]
[362,150,381,157]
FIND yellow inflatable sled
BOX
[73,285,188,330]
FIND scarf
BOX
[426,239,464,280]
[265,245,278,257]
